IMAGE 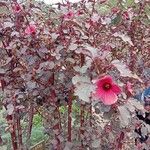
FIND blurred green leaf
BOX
[111,14,122,25]
[145,3,150,20]
[30,127,46,146]
[122,0,135,9]
[97,5,111,15]
[33,114,43,127]
[108,0,118,7]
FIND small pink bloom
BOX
[64,11,75,20]
[12,4,22,13]
[94,75,121,105]
[25,24,36,35]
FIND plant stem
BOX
[89,103,92,127]
[67,94,72,142]
[17,110,23,150]
[80,104,84,148]
[26,105,34,148]
[6,115,18,150]
[53,107,61,150]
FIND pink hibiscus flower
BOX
[25,24,36,35]
[94,75,121,105]
[12,4,22,13]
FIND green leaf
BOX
[108,0,118,7]
[122,0,135,9]
[33,114,43,127]
[30,127,46,146]
[145,3,150,20]
[111,14,122,25]
[97,5,111,15]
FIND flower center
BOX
[103,83,112,91]
[15,5,21,11]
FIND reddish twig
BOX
[67,93,72,142]
[6,115,18,150]
[89,103,92,127]
[53,107,61,150]
[80,104,85,148]
[16,109,23,150]
[26,104,34,148]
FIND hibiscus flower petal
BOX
[94,86,104,98]
[96,75,113,87]
[101,90,118,105]
[112,84,121,94]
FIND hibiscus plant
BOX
[0,0,149,149]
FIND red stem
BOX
[80,104,84,148]
[67,94,72,142]
[6,115,18,150]
[0,134,2,145]
[51,86,62,150]
[27,105,34,140]
[17,110,23,150]
[53,107,61,150]
[89,103,92,127]
[58,107,62,132]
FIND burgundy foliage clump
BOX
[0,0,149,150]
